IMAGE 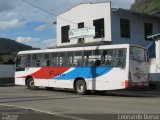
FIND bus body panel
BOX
[130,61,149,86]
[129,46,149,87]
[15,67,129,90]
[15,44,149,91]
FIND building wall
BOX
[56,2,160,48]
[111,10,160,47]
[0,65,15,84]
[57,2,112,47]
[149,40,160,82]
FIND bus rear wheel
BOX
[75,80,87,95]
[26,77,38,90]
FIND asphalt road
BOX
[0,86,160,120]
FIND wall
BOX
[57,2,112,47]
[149,40,160,82]
[0,65,15,84]
[111,9,160,47]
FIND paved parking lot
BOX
[0,86,160,120]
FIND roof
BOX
[53,2,160,24]
[18,44,146,55]
[151,11,160,17]
[57,2,110,16]
[112,8,160,20]
[147,33,160,41]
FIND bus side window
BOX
[36,60,40,67]
[102,49,126,67]
[95,60,101,66]
[44,53,50,67]
[25,55,31,67]
[66,52,74,66]
[16,56,21,67]
[59,53,65,66]
[84,51,92,66]
[102,50,111,66]
[93,50,101,66]
[74,51,82,66]
[36,54,44,67]
[16,55,26,71]
[50,53,58,67]
[31,54,37,67]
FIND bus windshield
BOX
[130,47,147,62]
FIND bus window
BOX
[36,54,44,67]
[93,50,101,66]
[25,55,31,67]
[16,55,26,71]
[84,51,92,66]
[130,47,146,62]
[66,52,74,66]
[102,49,126,67]
[117,49,126,67]
[31,54,37,67]
[83,50,101,66]
[74,51,82,66]
[16,55,22,67]
[50,53,58,66]
[59,53,65,66]
[36,60,40,67]
[20,55,26,67]
[44,54,50,59]
[44,53,50,67]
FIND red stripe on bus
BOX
[17,67,70,79]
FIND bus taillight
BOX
[125,80,129,88]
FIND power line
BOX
[22,0,77,24]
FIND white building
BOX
[55,2,160,89]
[56,2,160,47]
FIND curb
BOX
[106,91,160,97]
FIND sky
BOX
[0,0,135,49]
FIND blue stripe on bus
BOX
[54,67,113,80]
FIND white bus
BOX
[15,44,149,95]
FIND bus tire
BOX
[26,77,39,90]
[75,80,87,95]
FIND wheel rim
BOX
[29,80,35,88]
[78,84,84,92]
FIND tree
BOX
[131,0,160,14]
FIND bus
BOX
[15,44,149,95]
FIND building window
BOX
[61,25,70,43]
[144,22,153,39]
[120,18,130,38]
[78,22,84,28]
[93,18,105,38]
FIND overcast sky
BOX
[0,0,135,49]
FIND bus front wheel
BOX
[26,77,38,90]
[75,80,87,95]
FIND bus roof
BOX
[17,44,146,55]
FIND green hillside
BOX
[0,38,37,64]
[131,0,160,14]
